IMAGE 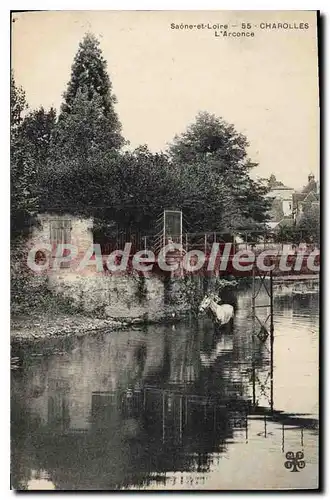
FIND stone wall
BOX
[28,213,208,322]
[30,213,93,253]
[48,272,205,322]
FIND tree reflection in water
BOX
[11,289,318,490]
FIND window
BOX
[50,219,71,244]
[50,219,72,268]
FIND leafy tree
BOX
[11,75,39,239]
[60,32,124,150]
[41,90,125,214]
[168,112,271,232]
[169,161,243,233]
[273,224,299,245]
[43,144,181,235]
[169,112,248,172]
[268,174,284,189]
[10,71,27,133]
[46,109,271,238]
[11,75,43,310]
[107,146,181,232]
[20,107,57,170]
[296,205,320,243]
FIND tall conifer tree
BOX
[59,32,124,150]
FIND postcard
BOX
[11,10,320,491]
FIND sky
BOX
[11,10,319,189]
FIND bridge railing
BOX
[95,230,319,256]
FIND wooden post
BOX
[162,391,166,443]
[162,210,165,248]
[213,405,216,432]
[270,269,274,413]
[179,396,183,443]
[180,210,183,248]
[245,411,248,442]
[252,264,256,408]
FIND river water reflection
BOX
[11,285,319,490]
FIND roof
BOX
[303,191,319,203]
[269,185,294,191]
[302,179,317,194]
[293,190,319,208]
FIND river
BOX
[11,282,319,491]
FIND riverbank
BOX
[11,312,151,344]
[11,274,318,345]
[10,308,191,346]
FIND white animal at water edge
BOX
[199,294,234,326]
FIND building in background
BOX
[259,175,295,231]
[293,173,320,223]
[259,173,319,241]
